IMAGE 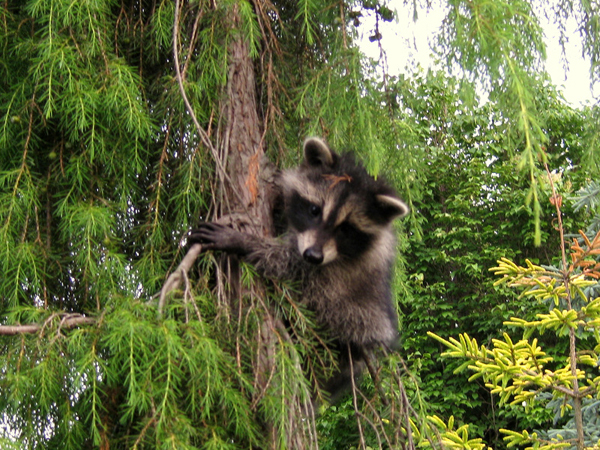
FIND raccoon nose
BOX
[303,247,323,265]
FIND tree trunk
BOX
[216,5,312,449]
[220,24,270,225]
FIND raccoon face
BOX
[283,138,409,266]
[287,192,338,265]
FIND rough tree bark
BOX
[213,5,314,449]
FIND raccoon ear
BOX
[376,194,409,220]
[303,137,335,168]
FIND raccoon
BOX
[189,137,409,400]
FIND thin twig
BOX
[400,383,416,450]
[543,160,584,450]
[349,343,367,449]
[173,0,229,194]
[157,243,203,316]
[356,387,392,449]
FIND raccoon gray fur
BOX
[189,137,408,401]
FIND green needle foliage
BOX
[1,1,429,447]
[1,0,599,449]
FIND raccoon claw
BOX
[188,223,248,255]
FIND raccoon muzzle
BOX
[303,245,323,264]
[297,230,338,265]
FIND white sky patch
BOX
[542,14,599,105]
[358,2,597,106]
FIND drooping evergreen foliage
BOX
[1,0,599,449]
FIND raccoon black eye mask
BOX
[189,137,409,402]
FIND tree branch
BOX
[0,315,96,336]
[157,243,203,316]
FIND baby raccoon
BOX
[189,137,408,400]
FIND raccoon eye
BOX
[308,204,321,217]
[338,221,355,235]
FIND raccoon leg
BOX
[320,342,366,404]
[362,349,389,406]
[189,223,300,280]
[188,223,254,255]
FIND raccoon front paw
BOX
[188,223,248,255]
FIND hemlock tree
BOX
[1,0,599,449]
[1,1,425,448]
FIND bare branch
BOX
[0,315,96,336]
[157,243,203,316]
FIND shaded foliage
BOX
[395,70,596,447]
